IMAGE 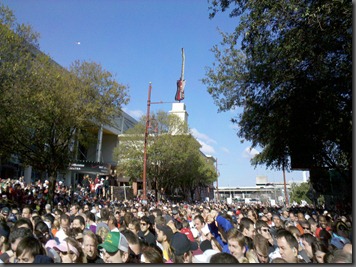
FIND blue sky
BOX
[2,0,307,187]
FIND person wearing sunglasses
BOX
[138,216,156,246]
[53,237,85,263]
[255,220,275,250]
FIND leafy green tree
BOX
[289,182,312,204]
[203,0,352,179]
[114,111,217,201]
[0,5,130,205]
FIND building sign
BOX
[68,160,111,174]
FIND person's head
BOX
[70,204,79,216]
[120,229,141,256]
[318,215,327,229]
[72,215,85,232]
[311,239,329,263]
[276,229,299,263]
[297,212,305,222]
[209,252,239,263]
[330,249,352,263]
[155,224,173,245]
[272,214,282,228]
[170,232,198,263]
[211,236,222,252]
[108,214,118,230]
[226,228,246,261]
[308,217,317,233]
[21,206,31,219]
[253,233,270,263]
[319,228,332,247]
[139,216,151,234]
[240,217,256,238]
[34,221,51,244]
[255,219,271,240]
[342,243,352,255]
[193,214,205,232]
[96,225,109,243]
[60,213,70,233]
[98,232,129,263]
[9,227,34,253]
[82,230,99,260]
[300,233,316,259]
[14,217,33,232]
[300,220,311,234]
[246,209,258,223]
[16,236,46,263]
[54,209,63,221]
[83,204,91,212]
[127,218,140,234]
[271,257,288,263]
[54,236,85,263]
[140,245,164,263]
[100,208,110,221]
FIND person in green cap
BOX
[98,232,129,263]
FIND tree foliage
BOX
[203,0,352,177]
[0,4,130,205]
[113,111,217,201]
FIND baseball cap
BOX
[98,232,129,253]
[172,209,179,215]
[170,232,198,256]
[156,224,173,241]
[1,207,9,216]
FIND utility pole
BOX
[142,83,152,201]
[215,158,219,203]
[283,167,289,206]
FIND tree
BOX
[114,110,217,201]
[203,0,351,180]
[289,182,311,204]
[0,5,130,205]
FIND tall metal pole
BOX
[215,158,219,202]
[142,83,152,201]
[283,167,289,205]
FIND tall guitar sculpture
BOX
[175,48,185,102]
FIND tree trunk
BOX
[48,171,57,207]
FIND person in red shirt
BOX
[315,215,331,238]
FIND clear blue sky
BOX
[2,0,307,187]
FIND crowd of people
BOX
[0,176,352,263]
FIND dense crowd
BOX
[0,176,352,263]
